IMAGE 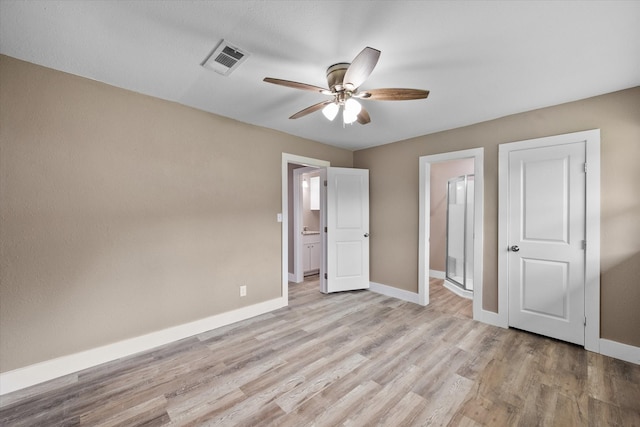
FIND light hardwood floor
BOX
[1,277,639,426]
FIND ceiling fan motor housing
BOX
[326,63,350,91]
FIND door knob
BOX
[364,233,370,238]
[510,245,520,252]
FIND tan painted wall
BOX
[0,56,353,372]
[354,86,640,347]
[429,158,475,273]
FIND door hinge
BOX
[582,240,587,250]
[324,226,327,232]
[324,273,327,279]
[583,162,587,173]
[584,316,587,326]
[324,180,327,187]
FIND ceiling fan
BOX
[263,47,429,125]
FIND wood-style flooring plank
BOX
[1,277,639,426]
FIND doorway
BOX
[292,166,322,283]
[427,157,476,300]
[283,155,371,300]
[282,154,330,304]
[419,148,487,323]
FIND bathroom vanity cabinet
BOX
[302,233,321,275]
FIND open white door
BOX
[321,167,370,293]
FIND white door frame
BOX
[282,154,330,304]
[498,129,600,352]
[419,148,489,324]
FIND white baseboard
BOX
[3,295,637,398]
[429,270,445,279]
[369,281,420,305]
[288,272,296,282]
[0,297,287,396]
[599,339,640,365]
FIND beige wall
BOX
[0,55,353,372]
[429,158,475,273]
[354,86,640,347]
[1,54,638,374]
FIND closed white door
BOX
[322,167,370,293]
[507,141,586,345]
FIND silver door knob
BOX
[510,245,520,252]
[364,233,369,238]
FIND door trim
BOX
[498,129,600,352]
[282,154,330,305]
[419,148,486,324]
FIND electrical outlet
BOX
[240,285,247,297]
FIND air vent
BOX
[201,40,249,76]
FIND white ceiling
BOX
[1,1,639,151]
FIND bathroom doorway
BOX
[282,154,329,301]
[291,166,322,283]
[418,148,485,322]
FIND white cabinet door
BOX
[302,234,320,274]
[324,167,370,293]
[303,242,311,273]
[309,241,321,271]
[507,141,586,345]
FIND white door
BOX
[507,141,586,345]
[321,167,370,293]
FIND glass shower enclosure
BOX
[446,174,474,292]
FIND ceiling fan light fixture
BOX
[322,102,339,121]
[343,98,361,124]
[344,98,362,115]
[343,109,358,124]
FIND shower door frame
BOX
[445,174,474,292]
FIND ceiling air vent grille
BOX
[202,40,249,76]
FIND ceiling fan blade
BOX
[356,107,371,125]
[264,77,332,95]
[358,88,430,101]
[343,47,381,90]
[289,100,334,119]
